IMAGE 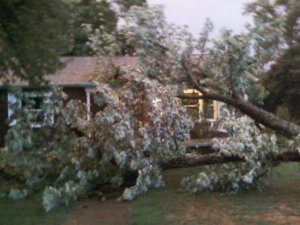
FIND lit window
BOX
[182,89,219,121]
[181,89,200,121]
[152,98,162,106]
[203,99,215,120]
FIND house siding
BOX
[0,87,90,147]
[63,87,87,104]
[63,87,104,117]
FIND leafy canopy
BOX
[0,0,69,84]
[260,0,300,122]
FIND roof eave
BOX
[0,82,97,89]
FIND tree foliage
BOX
[85,0,300,197]
[0,0,69,83]
[66,0,148,55]
[110,2,300,137]
[260,0,300,123]
[115,0,147,11]
[1,72,192,211]
[66,0,118,55]
[182,113,278,193]
[263,42,300,123]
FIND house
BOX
[0,57,138,145]
[0,56,222,146]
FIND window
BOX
[182,89,219,121]
[181,90,200,121]
[8,91,54,127]
[22,94,44,125]
[203,99,215,120]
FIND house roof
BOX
[1,56,138,87]
[48,57,138,86]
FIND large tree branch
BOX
[180,55,208,94]
[161,151,300,169]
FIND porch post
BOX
[85,90,91,121]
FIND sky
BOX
[147,0,253,38]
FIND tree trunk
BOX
[161,151,300,170]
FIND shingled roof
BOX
[47,56,138,85]
[1,56,138,87]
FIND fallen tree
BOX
[1,77,193,211]
[106,0,300,138]
[98,2,299,194]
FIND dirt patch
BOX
[245,204,300,225]
[166,201,300,225]
[63,199,132,225]
[166,202,240,225]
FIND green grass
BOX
[0,181,70,225]
[132,163,300,225]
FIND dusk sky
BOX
[148,0,253,38]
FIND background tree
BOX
[66,0,118,55]
[0,0,69,84]
[262,43,300,124]
[66,0,147,56]
[261,0,300,124]
[115,0,147,11]
[0,0,148,84]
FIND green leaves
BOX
[182,114,278,193]
[67,0,118,55]
[0,70,192,211]
[43,182,84,212]
[8,188,28,200]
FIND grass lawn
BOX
[132,163,300,225]
[0,163,300,225]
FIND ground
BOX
[1,163,300,225]
[63,198,131,225]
